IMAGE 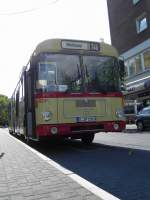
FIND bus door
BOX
[24,70,36,140]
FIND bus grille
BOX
[76,100,96,107]
[71,124,104,133]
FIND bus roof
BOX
[32,38,118,58]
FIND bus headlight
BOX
[42,111,53,121]
[51,127,58,135]
[116,110,124,118]
[113,123,119,130]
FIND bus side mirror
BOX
[119,60,125,81]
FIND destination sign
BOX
[61,40,100,51]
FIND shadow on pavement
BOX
[0,152,5,159]
[30,139,150,200]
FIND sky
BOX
[0,0,111,97]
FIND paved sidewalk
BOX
[0,128,119,200]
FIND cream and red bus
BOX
[9,39,126,144]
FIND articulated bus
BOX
[9,39,126,144]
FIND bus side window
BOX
[27,72,32,111]
[16,91,19,118]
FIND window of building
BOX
[125,62,129,77]
[136,15,148,33]
[132,0,141,5]
[126,54,143,77]
[128,58,136,76]
[135,55,142,73]
[144,49,150,70]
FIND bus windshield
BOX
[36,54,120,93]
[83,56,120,92]
[36,54,82,92]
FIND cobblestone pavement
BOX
[0,128,105,200]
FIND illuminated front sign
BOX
[61,40,100,51]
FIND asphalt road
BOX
[28,127,150,200]
[94,130,150,151]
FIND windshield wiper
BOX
[77,64,81,79]
[85,64,89,79]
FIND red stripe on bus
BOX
[35,92,123,98]
[36,121,126,137]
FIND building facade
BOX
[107,0,150,106]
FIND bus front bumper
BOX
[36,121,126,137]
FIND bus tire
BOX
[81,134,94,145]
[9,130,13,135]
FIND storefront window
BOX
[128,58,136,76]
[144,49,150,70]
[126,54,143,77]
[135,54,142,73]
[125,61,129,77]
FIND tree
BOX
[0,94,9,126]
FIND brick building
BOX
[107,0,150,105]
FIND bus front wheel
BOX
[81,134,94,145]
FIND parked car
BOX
[124,100,143,124]
[136,106,150,131]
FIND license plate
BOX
[76,116,96,122]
